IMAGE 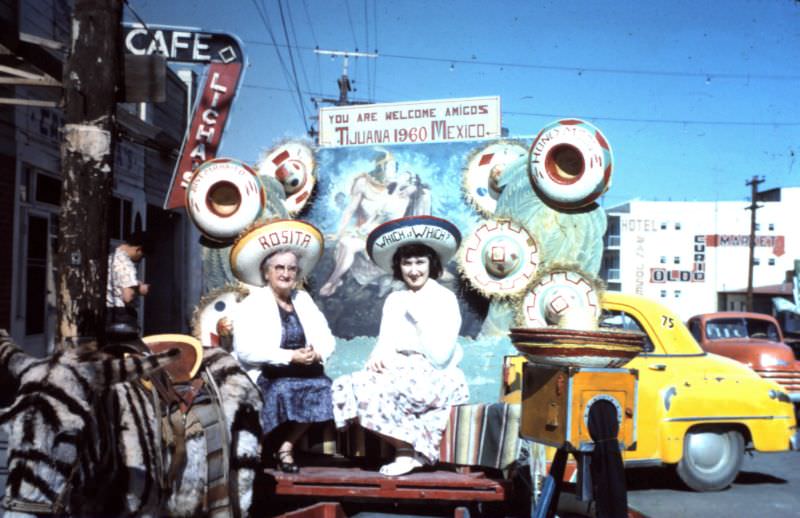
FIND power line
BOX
[242,39,800,82]
[504,110,800,127]
[249,0,306,128]
[284,0,313,95]
[276,0,309,132]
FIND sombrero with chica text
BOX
[229,219,324,286]
[366,215,461,273]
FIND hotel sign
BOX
[318,96,501,148]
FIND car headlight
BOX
[768,389,791,403]
[761,354,789,368]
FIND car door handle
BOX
[649,364,667,371]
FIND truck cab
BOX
[686,311,800,406]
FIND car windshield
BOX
[705,318,780,342]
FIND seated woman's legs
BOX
[273,421,310,473]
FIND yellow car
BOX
[505,292,799,491]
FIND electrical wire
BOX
[276,0,310,132]
[503,110,800,127]
[249,0,307,129]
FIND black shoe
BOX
[275,449,299,473]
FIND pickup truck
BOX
[687,312,800,408]
[504,292,799,492]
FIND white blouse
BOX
[232,286,336,381]
[370,279,463,370]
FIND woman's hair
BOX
[260,248,303,279]
[391,243,443,281]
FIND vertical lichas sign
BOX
[122,24,246,209]
[318,96,501,148]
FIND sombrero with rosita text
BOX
[229,219,324,286]
[366,215,461,273]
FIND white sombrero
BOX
[459,218,540,298]
[463,140,528,216]
[257,140,316,215]
[229,219,324,286]
[185,158,266,243]
[520,267,603,330]
[366,216,462,273]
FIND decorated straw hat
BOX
[462,140,528,216]
[459,218,540,298]
[366,215,462,273]
[257,140,316,216]
[229,219,324,286]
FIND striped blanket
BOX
[298,402,521,471]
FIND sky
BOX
[127,0,800,207]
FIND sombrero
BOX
[366,216,461,273]
[257,140,316,215]
[229,219,324,286]
[142,334,204,383]
[519,267,603,329]
[459,218,540,298]
[463,140,528,216]
[185,158,266,243]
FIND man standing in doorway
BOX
[106,231,150,337]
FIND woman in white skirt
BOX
[332,216,469,476]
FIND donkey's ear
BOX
[0,329,36,383]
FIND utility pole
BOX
[56,0,122,349]
[745,175,765,312]
[310,48,377,141]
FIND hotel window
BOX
[674,290,681,298]
[753,258,761,266]
[768,223,774,231]
[660,290,667,298]
[768,258,776,266]
[674,256,680,264]
[660,222,667,230]
[660,256,667,264]
[675,222,682,230]
[755,223,760,231]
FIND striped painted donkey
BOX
[0,330,262,517]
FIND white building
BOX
[600,187,800,321]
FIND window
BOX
[598,309,655,352]
[768,223,775,231]
[107,195,134,241]
[674,256,680,264]
[660,290,667,298]
[674,290,681,298]
[768,258,776,266]
[675,222,682,230]
[660,256,667,264]
[688,319,701,341]
[755,223,760,231]
[753,258,761,266]
[660,222,667,230]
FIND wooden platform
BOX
[264,466,511,502]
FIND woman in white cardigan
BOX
[332,216,469,476]
[230,220,335,473]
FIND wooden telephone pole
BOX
[56,0,123,349]
[745,175,765,312]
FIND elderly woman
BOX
[332,216,469,476]
[231,220,335,473]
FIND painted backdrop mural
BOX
[306,142,488,339]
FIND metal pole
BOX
[745,176,764,312]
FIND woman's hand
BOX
[290,347,318,365]
[366,356,386,373]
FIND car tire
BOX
[676,428,744,491]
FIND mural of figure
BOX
[320,150,430,296]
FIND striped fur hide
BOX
[0,330,262,517]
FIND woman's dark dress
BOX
[257,306,334,434]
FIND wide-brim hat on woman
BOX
[229,219,324,286]
[366,215,461,273]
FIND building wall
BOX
[602,188,800,321]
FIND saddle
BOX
[103,335,233,517]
